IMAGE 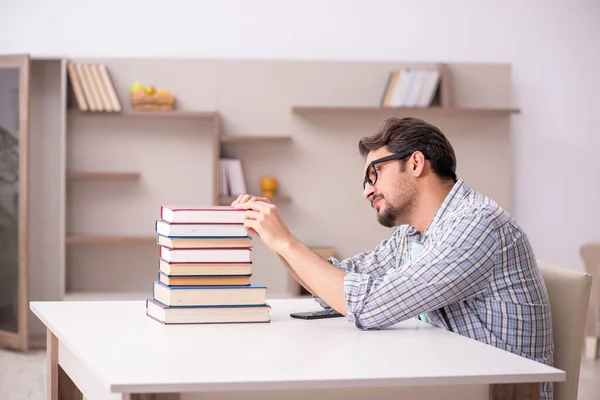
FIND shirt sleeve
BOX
[344,212,498,330]
[312,226,404,309]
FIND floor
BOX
[0,348,598,399]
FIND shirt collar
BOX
[405,178,470,237]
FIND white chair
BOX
[537,260,592,400]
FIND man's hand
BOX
[231,195,347,315]
[231,194,273,236]
[232,195,294,254]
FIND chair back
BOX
[579,244,600,336]
[537,260,592,400]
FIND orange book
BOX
[159,273,251,286]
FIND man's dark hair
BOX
[358,117,457,182]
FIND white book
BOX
[160,246,252,263]
[219,159,230,196]
[152,282,267,307]
[222,159,247,196]
[160,205,245,224]
[146,298,270,324]
[155,219,248,237]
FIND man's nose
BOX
[363,183,375,200]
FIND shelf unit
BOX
[54,57,518,303]
[64,85,294,300]
[12,56,519,347]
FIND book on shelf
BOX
[147,205,270,325]
[219,158,247,197]
[380,68,440,108]
[67,62,122,112]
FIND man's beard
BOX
[374,186,416,228]
[377,202,404,228]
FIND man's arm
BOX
[233,197,401,315]
[343,212,498,329]
[233,198,498,330]
[278,230,403,311]
[278,239,348,314]
[276,254,317,296]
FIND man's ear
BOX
[409,151,426,177]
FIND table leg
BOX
[47,328,83,400]
[489,383,540,400]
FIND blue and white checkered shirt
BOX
[315,179,554,399]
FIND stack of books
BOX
[145,205,270,324]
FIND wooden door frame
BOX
[0,54,30,351]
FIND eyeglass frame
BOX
[362,151,419,189]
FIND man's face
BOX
[362,147,417,228]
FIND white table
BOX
[30,298,565,400]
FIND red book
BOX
[160,205,245,224]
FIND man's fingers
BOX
[249,197,271,204]
[244,219,259,236]
[231,194,252,207]
[232,195,272,207]
[243,210,260,221]
[235,200,270,212]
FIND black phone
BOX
[290,309,344,319]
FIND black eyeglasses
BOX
[363,152,414,189]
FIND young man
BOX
[232,117,554,399]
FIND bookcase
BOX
[15,56,519,345]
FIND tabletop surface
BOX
[30,298,565,393]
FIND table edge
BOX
[110,370,565,393]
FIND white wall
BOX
[1,0,599,272]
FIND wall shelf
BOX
[291,106,520,116]
[65,235,155,245]
[220,135,292,144]
[67,171,141,181]
[218,195,291,206]
[68,109,218,119]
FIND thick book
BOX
[160,206,245,224]
[158,272,251,286]
[152,281,267,307]
[146,298,270,324]
[160,246,251,263]
[157,234,251,249]
[159,259,253,276]
[155,219,248,237]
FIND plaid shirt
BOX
[315,179,554,399]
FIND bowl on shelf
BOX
[130,83,176,111]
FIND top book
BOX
[160,206,245,224]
